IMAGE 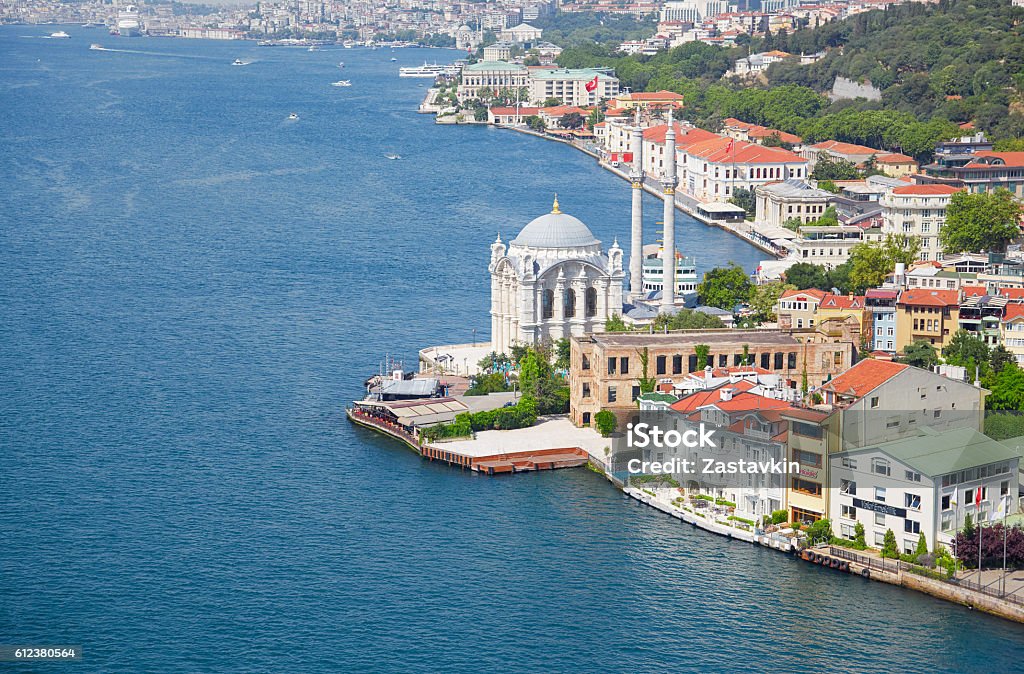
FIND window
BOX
[904,520,921,535]
[872,459,891,476]
[607,387,617,403]
[585,287,597,317]
[841,456,857,469]
[875,512,886,527]
[631,385,641,402]
[903,539,917,555]
[793,421,823,439]
[905,470,921,482]
[788,352,797,369]
[672,354,683,375]
[905,493,921,510]
[794,449,821,468]
[774,352,784,370]
[875,487,887,502]
[941,494,951,511]
[840,479,856,495]
[840,523,855,539]
[841,504,856,519]
[1002,480,1010,497]
[563,289,576,318]
[582,354,590,371]
[874,532,886,546]
[607,357,617,375]
[582,383,591,399]
[542,289,554,319]
[582,412,591,425]
[619,357,629,375]
[870,396,879,409]
[656,355,666,375]
[791,478,822,496]
[760,353,770,369]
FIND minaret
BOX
[660,108,677,312]
[628,108,645,302]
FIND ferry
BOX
[641,245,698,298]
[398,62,463,78]
[113,5,141,37]
[49,31,70,38]
[332,80,351,87]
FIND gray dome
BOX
[511,209,600,249]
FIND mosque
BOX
[488,112,685,355]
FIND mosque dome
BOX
[510,197,600,249]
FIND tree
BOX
[942,329,990,373]
[594,410,617,437]
[881,529,899,558]
[805,518,833,544]
[990,344,1014,374]
[811,153,860,180]
[653,310,725,331]
[899,340,938,369]
[783,262,830,290]
[524,115,546,132]
[694,343,711,369]
[849,234,921,292]
[542,96,562,107]
[940,189,1023,254]
[560,112,585,129]
[962,513,975,540]
[637,347,657,394]
[605,313,628,332]
[554,338,571,371]
[854,521,866,548]
[729,187,756,218]
[697,263,752,310]
[586,105,605,128]
[915,532,929,559]
[749,281,795,323]
[817,180,841,194]
[982,362,1024,411]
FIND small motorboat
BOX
[288,113,299,120]
[89,43,103,50]
[385,153,401,160]
[332,80,351,87]
[390,57,397,62]
[50,31,70,38]
[338,61,344,68]
[231,58,247,66]
[307,45,318,52]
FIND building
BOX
[803,140,882,171]
[730,50,791,77]
[487,106,540,125]
[873,153,918,177]
[482,41,513,61]
[830,428,1020,553]
[776,288,826,330]
[957,292,1008,347]
[608,90,685,112]
[458,61,528,101]
[895,289,961,352]
[678,138,809,202]
[815,294,870,345]
[488,197,624,355]
[921,151,1024,199]
[499,22,542,44]
[755,179,833,228]
[880,184,963,261]
[866,288,899,354]
[789,226,865,269]
[527,68,619,107]
[569,328,855,426]
[640,123,719,177]
[721,118,801,146]
[1001,303,1024,366]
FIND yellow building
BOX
[776,288,826,330]
[895,289,961,352]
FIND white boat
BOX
[231,59,247,66]
[338,61,344,68]
[343,41,353,49]
[385,153,401,160]
[332,80,351,87]
[398,62,463,78]
[288,113,299,120]
[114,5,141,37]
[307,46,318,52]
[89,43,103,50]
[49,31,70,38]
[390,57,397,62]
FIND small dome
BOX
[511,206,600,249]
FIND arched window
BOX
[542,289,554,319]
[564,289,576,318]
[585,287,598,317]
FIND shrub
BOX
[881,529,900,559]
[729,515,755,526]
[594,410,618,437]
[771,509,788,525]
[715,498,737,507]
[805,518,833,545]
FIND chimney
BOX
[720,387,734,402]
[894,262,906,287]
[704,365,713,389]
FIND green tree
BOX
[694,343,711,369]
[560,112,585,129]
[940,189,1023,254]
[595,410,618,437]
[915,532,929,559]
[942,329,990,373]
[854,521,866,548]
[817,180,841,194]
[990,344,1015,374]
[982,362,1024,411]
[653,310,725,331]
[524,115,546,132]
[605,313,628,332]
[697,263,752,310]
[962,513,975,539]
[805,518,833,544]
[729,187,756,218]
[783,262,830,290]
[749,281,795,323]
[849,234,921,292]
[554,338,571,371]
[542,96,562,107]
[637,347,657,394]
[811,153,860,180]
[899,340,938,369]
[881,529,899,558]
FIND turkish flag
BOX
[725,139,735,153]
[975,486,983,507]
[585,75,599,93]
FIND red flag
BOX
[623,152,633,162]
[975,486,983,507]
[610,153,618,162]
[725,139,734,153]
[585,75,599,93]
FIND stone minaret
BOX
[660,109,678,311]
[628,109,645,302]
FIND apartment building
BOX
[895,289,961,352]
[880,183,963,261]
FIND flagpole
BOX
[978,486,983,580]
[1003,494,1009,596]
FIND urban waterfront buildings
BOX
[879,183,962,261]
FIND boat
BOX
[338,61,344,68]
[390,57,397,62]
[308,46,318,52]
[49,31,70,38]
[385,153,401,160]
[332,80,351,87]
[343,41,353,49]
[114,5,141,37]
[288,113,299,120]
[398,62,463,78]
[89,43,104,50]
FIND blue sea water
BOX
[1,26,1022,672]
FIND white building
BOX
[790,226,865,269]
[830,427,1020,553]
[488,197,624,355]
[730,50,791,77]
[458,61,529,101]
[527,68,619,107]
[755,179,833,228]
[880,183,963,261]
[499,22,542,44]
[679,138,809,202]
[482,41,513,62]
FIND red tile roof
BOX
[643,123,720,148]
[968,151,1024,168]
[961,285,988,298]
[898,289,960,307]
[812,140,880,156]
[627,90,684,101]
[875,153,916,164]
[821,359,908,399]
[1004,304,1024,322]
[780,288,827,301]
[669,380,757,412]
[685,137,806,164]
[998,288,1024,301]
[819,294,866,310]
[891,184,963,196]
[489,106,540,116]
